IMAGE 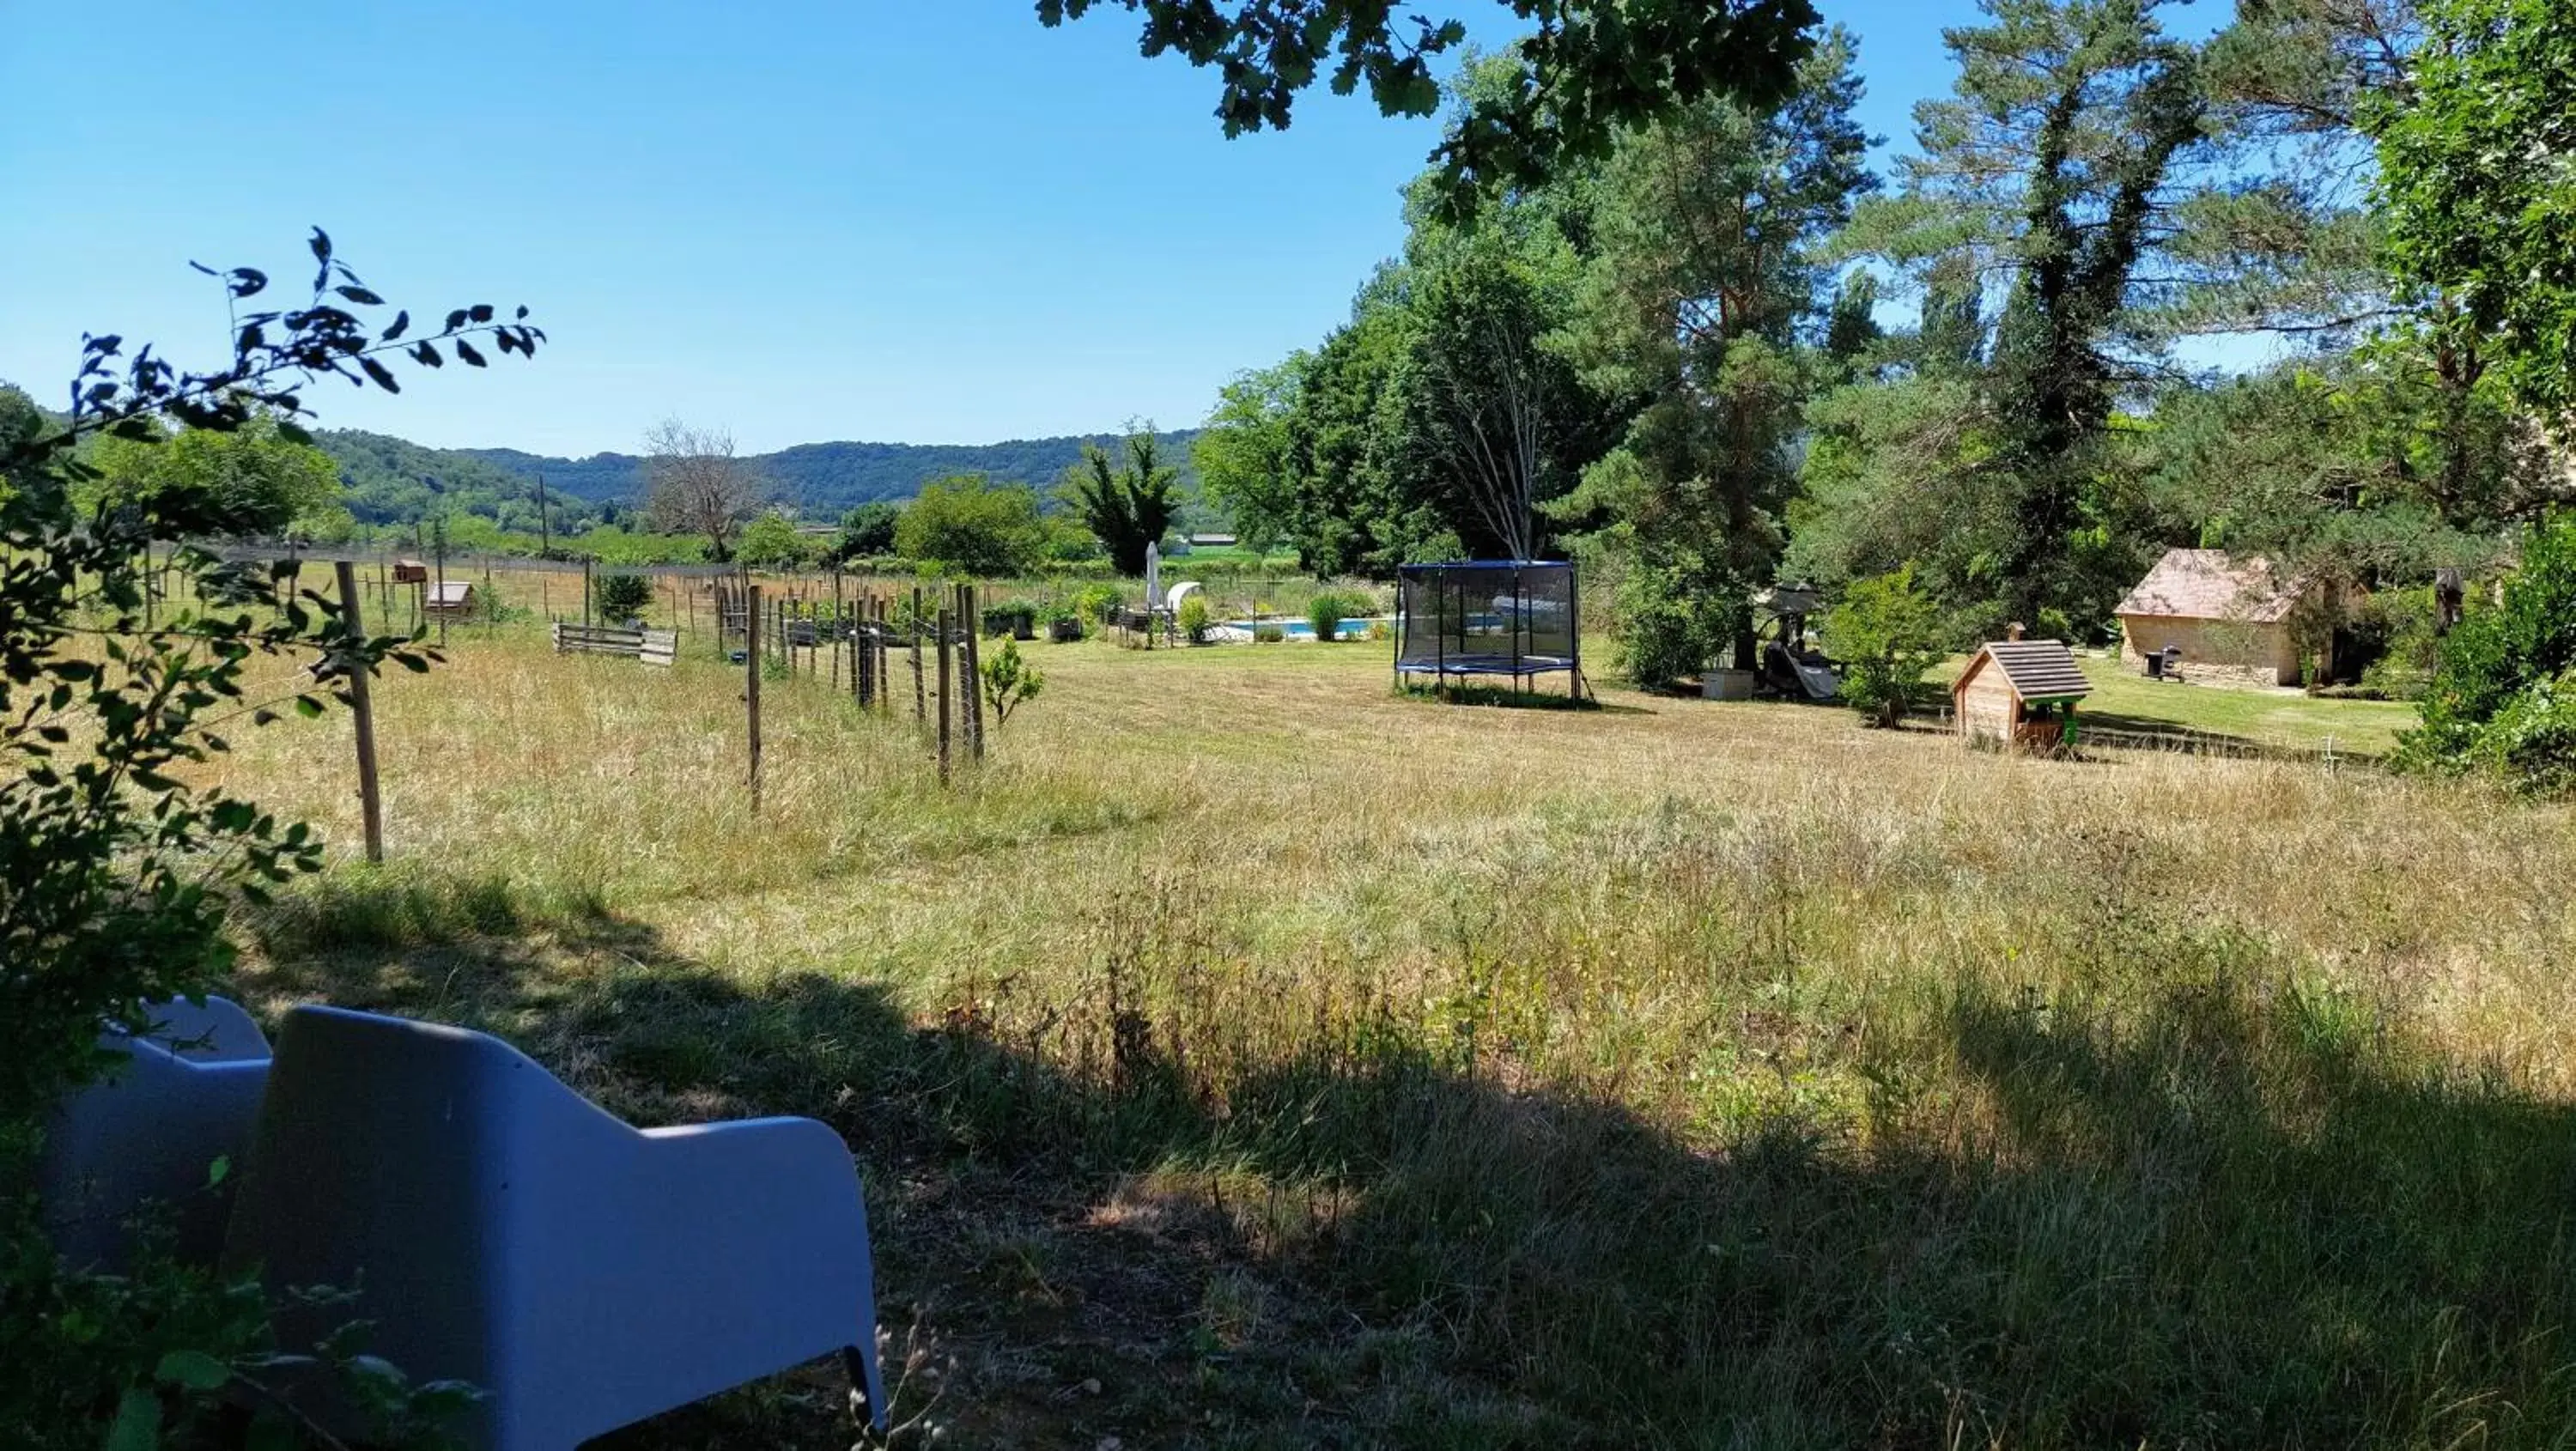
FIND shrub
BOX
[1824,565,1946,727]
[2399,517,2576,789]
[981,598,1039,638]
[1075,581,1124,626]
[594,571,655,622]
[829,501,902,563]
[735,509,808,571]
[1613,557,1738,688]
[1254,622,1285,643]
[470,588,532,627]
[1178,594,1213,644]
[980,639,1045,727]
[2466,670,2576,794]
[1307,590,1358,642]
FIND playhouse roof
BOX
[1956,640,2091,701]
[2116,549,2300,623]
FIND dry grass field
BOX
[205,616,2576,1449]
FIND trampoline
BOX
[1395,561,1584,701]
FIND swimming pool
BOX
[1230,616,1388,641]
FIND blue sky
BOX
[5,2,2128,455]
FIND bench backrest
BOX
[552,623,679,668]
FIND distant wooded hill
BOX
[319,427,1203,528]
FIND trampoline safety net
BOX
[1395,562,1578,682]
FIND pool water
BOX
[1233,616,1388,641]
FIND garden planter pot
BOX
[982,606,1036,640]
[1703,668,1757,701]
[1048,617,1084,643]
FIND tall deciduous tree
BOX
[1194,358,1305,551]
[2379,0,2576,419]
[1553,28,1874,676]
[1039,0,1824,209]
[896,474,1048,576]
[1839,0,2214,631]
[1269,288,1446,577]
[642,419,763,562]
[1401,222,1597,561]
[88,415,343,537]
[1066,426,1181,575]
[2138,353,2558,579]
[0,385,50,501]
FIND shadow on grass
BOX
[2069,708,2286,757]
[244,881,2576,1451]
[1398,682,1645,715]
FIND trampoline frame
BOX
[1393,560,1585,702]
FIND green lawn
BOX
[2068,655,2419,754]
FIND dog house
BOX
[1953,638,2091,750]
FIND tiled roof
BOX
[1966,640,2091,700]
[2115,549,2300,622]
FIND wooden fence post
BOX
[861,597,873,711]
[334,562,385,865]
[746,585,763,813]
[935,604,953,786]
[910,587,927,724]
[433,525,447,648]
[871,596,887,711]
[960,582,986,762]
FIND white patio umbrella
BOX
[1145,541,1163,611]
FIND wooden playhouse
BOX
[1953,637,2091,750]
[422,580,475,614]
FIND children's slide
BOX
[1764,641,1842,700]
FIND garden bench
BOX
[550,622,677,667]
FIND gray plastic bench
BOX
[223,1005,886,1449]
[38,995,270,1272]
